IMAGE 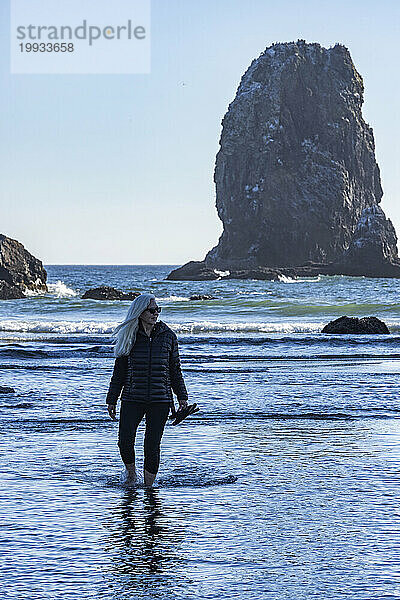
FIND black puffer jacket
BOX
[106,319,188,405]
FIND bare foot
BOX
[124,463,137,484]
[144,469,156,487]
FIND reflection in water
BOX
[141,489,165,574]
[101,487,187,598]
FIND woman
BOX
[106,293,188,487]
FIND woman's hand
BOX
[107,404,117,421]
[178,398,188,410]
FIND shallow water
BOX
[1,266,400,599]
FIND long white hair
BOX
[112,293,156,357]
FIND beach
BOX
[1,264,400,599]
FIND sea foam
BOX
[155,295,190,302]
[0,320,118,334]
[47,281,77,298]
[170,321,323,334]
[0,319,397,336]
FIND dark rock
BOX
[0,386,15,393]
[0,234,47,295]
[221,267,287,280]
[166,258,400,281]
[119,291,140,301]
[282,263,335,277]
[189,294,218,300]
[206,40,391,269]
[166,41,400,281]
[336,206,400,277]
[0,281,25,299]
[322,316,390,334]
[170,262,302,281]
[166,261,219,281]
[82,286,140,300]
[82,286,120,300]
[167,261,299,281]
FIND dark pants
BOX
[118,401,170,474]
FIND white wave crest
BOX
[0,320,118,334]
[0,319,321,335]
[0,318,396,336]
[295,276,322,283]
[23,288,43,297]
[47,281,77,298]
[383,320,400,332]
[277,275,296,283]
[277,275,322,283]
[155,295,190,302]
[170,321,323,334]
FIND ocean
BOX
[1,264,399,600]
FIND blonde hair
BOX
[112,293,155,357]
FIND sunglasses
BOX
[146,307,162,315]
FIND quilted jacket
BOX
[106,319,188,405]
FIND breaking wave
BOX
[0,320,118,334]
[47,281,77,298]
[0,319,399,336]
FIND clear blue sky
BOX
[0,0,399,264]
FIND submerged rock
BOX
[82,286,140,300]
[322,316,390,334]
[0,234,47,297]
[167,40,400,280]
[0,386,15,393]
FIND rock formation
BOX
[167,40,400,281]
[82,286,140,301]
[322,316,390,334]
[167,261,221,281]
[0,234,47,298]
[0,386,15,393]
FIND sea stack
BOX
[0,234,47,298]
[167,40,400,281]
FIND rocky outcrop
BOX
[167,40,400,280]
[189,294,218,300]
[167,257,400,280]
[82,286,140,301]
[166,262,287,281]
[167,263,301,281]
[322,316,390,334]
[0,234,47,298]
[167,261,221,281]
